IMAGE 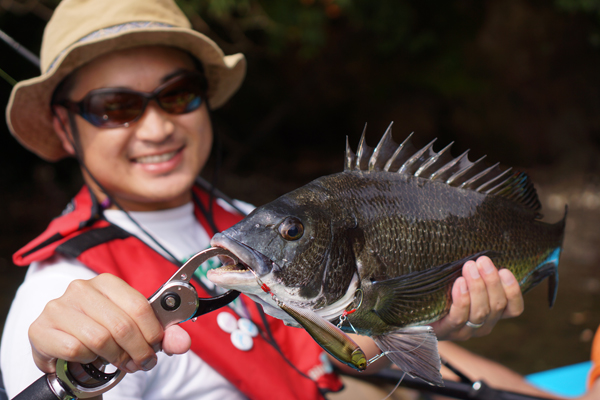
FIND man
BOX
[0,0,525,398]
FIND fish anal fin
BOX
[373,326,443,386]
[372,251,493,326]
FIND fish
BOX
[207,123,567,386]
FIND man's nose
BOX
[135,103,175,142]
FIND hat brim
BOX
[6,27,246,161]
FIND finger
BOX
[498,269,524,318]
[95,274,164,349]
[473,256,507,335]
[430,277,470,340]
[29,328,95,374]
[30,297,122,366]
[75,276,158,371]
[162,325,191,356]
[463,260,490,326]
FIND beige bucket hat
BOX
[6,0,246,161]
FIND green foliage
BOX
[556,0,600,46]
[556,0,600,14]
[176,0,449,59]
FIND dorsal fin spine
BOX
[399,138,437,175]
[477,168,512,192]
[415,142,454,178]
[431,150,469,179]
[355,125,373,170]
[447,155,486,186]
[459,162,500,189]
[369,122,397,171]
[384,132,414,172]
[345,136,356,171]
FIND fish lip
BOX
[210,232,278,277]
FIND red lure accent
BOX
[342,309,356,317]
[261,283,271,293]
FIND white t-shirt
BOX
[0,200,254,399]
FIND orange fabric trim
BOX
[589,325,600,389]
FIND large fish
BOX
[208,125,567,385]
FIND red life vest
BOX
[14,186,343,399]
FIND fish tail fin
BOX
[521,205,566,308]
[557,204,568,246]
[545,205,567,308]
[548,266,558,308]
[372,326,443,386]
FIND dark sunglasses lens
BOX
[156,77,204,114]
[85,92,145,127]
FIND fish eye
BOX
[278,217,304,241]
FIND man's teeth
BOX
[135,150,178,164]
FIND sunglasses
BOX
[55,72,208,128]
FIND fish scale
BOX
[208,124,567,386]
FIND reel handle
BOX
[12,374,72,400]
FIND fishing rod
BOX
[0,29,40,68]
[372,368,556,400]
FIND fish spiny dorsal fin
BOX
[383,132,417,172]
[460,162,503,190]
[345,136,356,171]
[398,138,437,175]
[347,126,543,213]
[430,149,471,182]
[368,122,399,171]
[414,141,455,179]
[355,125,374,170]
[446,155,487,187]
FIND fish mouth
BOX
[208,232,277,291]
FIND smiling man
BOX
[0,0,525,399]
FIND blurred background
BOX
[0,0,599,380]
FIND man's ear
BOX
[52,107,76,156]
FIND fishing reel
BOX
[13,359,124,400]
[54,358,124,398]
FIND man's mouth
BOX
[133,147,183,164]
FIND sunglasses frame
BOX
[54,71,208,128]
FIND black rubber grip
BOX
[12,375,62,400]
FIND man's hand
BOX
[431,256,524,341]
[28,273,191,374]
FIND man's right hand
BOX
[28,273,191,374]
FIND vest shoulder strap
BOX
[56,225,131,258]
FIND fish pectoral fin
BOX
[373,326,443,386]
[371,251,493,326]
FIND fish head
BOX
[208,188,359,322]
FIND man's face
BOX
[58,46,212,211]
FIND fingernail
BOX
[152,343,162,353]
[469,263,480,279]
[125,359,138,373]
[500,271,516,286]
[141,356,157,371]
[459,279,468,294]
[481,258,495,275]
